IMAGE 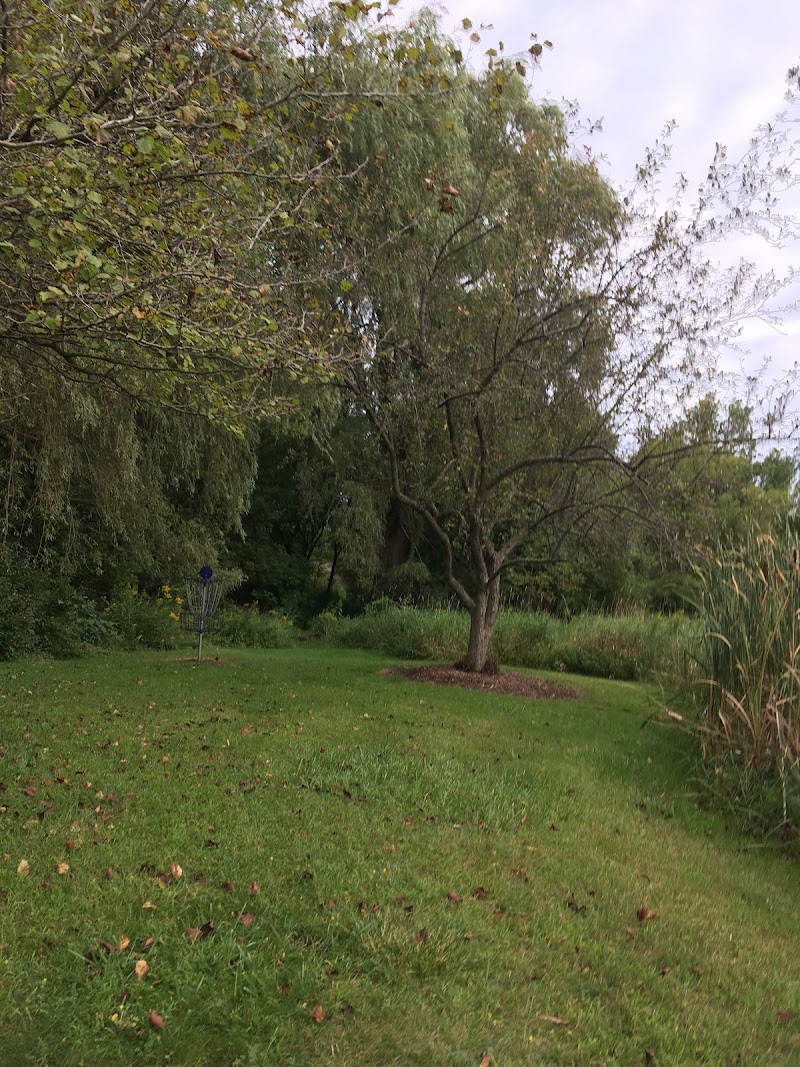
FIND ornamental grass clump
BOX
[696,523,800,814]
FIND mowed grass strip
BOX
[0,646,798,1067]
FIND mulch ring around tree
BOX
[397,664,581,700]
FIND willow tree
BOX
[0,0,447,571]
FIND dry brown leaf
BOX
[230,46,255,61]
[170,862,183,880]
[142,900,157,909]
[442,183,460,196]
[310,1003,325,1023]
[777,1009,795,1024]
[185,927,200,942]
[539,1014,569,1025]
[55,862,69,876]
[239,913,254,927]
[249,881,260,896]
[16,859,30,876]
[106,868,114,881]
[148,1010,165,1030]
[636,906,658,922]
[141,936,156,951]
[134,959,149,981]
[119,936,131,952]
[479,1054,494,1067]
[447,891,461,903]
[472,885,487,898]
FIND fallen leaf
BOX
[249,880,259,896]
[186,927,200,942]
[119,936,131,951]
[394,893,407,904]
[447,891,461,903]
[55,862,69,876]
[644,1051,655,1064]
[170,862,183,880]
[777,1009,795,1024]
[106,868,114,881]
[134,959,149,981]
[16,859,30,876]
[479,1054,494,1067]
[539,1015,569,1025]
[636,906,658,922]
[199,920,215,939]
[230,46,255,61]
[472,885,487,898]
[141,936,156,951]
[415,929,429,946]
[239,913,254,927]
[222,880,235,893]
[442,183,460,196]
[148,1010,165,1030]
[204,839,218,849]
[142,900,157,910]
[310,1003,325,1023]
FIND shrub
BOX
[0,555,116,658]
[214,605,296,649]
[103,585,184,650]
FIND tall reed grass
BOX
[311,602,697,683]
[695,525,800,816]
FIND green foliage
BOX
[102,585,184,651]
[214,604,296,649]
[0,553,114,657]
[313,605,697,683]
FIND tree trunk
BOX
[326,543,341,595]
[462,575,501,672]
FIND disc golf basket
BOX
[181,565,224,662]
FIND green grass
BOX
[0,644,798,1066]
[313,605,698,682]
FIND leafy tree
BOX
[229,396,386,619]
[624,399,797,610]
[330,38,799,671]
[0,0,447,581]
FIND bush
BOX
[214,605,296,649]
[0,555,116,658]
[103,584,184,650]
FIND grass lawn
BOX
[1,645,798,1066]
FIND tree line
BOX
[1,1,798,667]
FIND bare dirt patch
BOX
[398,664,580,700]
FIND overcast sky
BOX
[402,0,800,426]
